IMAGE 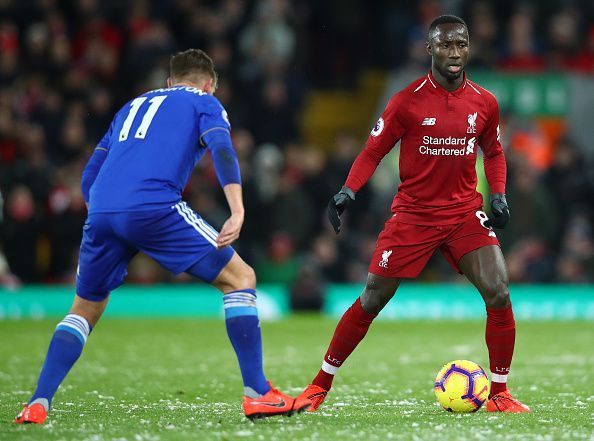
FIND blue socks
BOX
[29,314,91,410]
[29,295,269,407]
[224,289,270,397]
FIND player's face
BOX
[427,23,469,81]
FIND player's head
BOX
[168,49,218,94]
[426,15,469,81]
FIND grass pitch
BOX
[1,316,593,440]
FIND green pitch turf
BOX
[1,316,593,440]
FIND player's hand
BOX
[217,211,244,248]
[327,186,355,234]
[484,193,510,229]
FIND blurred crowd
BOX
[0,0,593,300]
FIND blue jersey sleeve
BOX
[203,130,241,186]
[81,119,115,202]
[197,95,231,146]
[97,119,115,150]
[81,148,108,202]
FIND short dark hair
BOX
[169,49,217,85]
[427,15,467,41]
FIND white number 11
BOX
[118,95,167,141]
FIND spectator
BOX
[256,231,300,284]
[499,5,545,71]
[1,185,43,282]
[0,0,592,287]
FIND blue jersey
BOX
[89,86,230,213]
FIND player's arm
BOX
[202,129,243,248]
[81,123,113,204]
[328,94,405,233]
[479,98,509,229]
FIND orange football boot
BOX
[243,381,306,420]
[14,403,48,424]
[292,391,313,414]
[486,389,531,413]
[296,384,328,412]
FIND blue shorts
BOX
[76,201,234,301]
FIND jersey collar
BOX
[427,70,467,98]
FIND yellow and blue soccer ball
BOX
[434,359,489,412]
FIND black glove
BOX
[484,193,510,229]
[327,186,355,234]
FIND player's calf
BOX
[304,296,378,400]
[15,311,94,425]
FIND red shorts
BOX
[369,210,500,278]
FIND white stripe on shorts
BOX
[173,203,217,247]
[179,202,219,241]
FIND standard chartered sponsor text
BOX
[422,135,467,145]
[419,145,468,155]
[419,135,474,156]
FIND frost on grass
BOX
[374,398,424,406]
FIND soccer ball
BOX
[434,359,489,412]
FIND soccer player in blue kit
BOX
[15,49,311,423]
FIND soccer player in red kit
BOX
[297,15,530,413]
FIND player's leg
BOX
[458,245,513,390]
[441,212,512,393]
[299,220,442,411]
[142,203,301,418]
[299,274,400,410]
[442,211,529,412]
[457,245,529,412]
[316,273,400,385]
[209,252,268,398]
[15,295,108,425]
[206,252,309,418]
[16,213,135,424]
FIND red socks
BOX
[311,300,516,396]
[312,298,377,390]
[485,305,516,395]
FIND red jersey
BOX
[345,71,506,225]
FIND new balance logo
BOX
[422,117,436,126]
[379,250,392,268]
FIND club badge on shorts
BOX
[379,250,392,268]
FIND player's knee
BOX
[235,263,256,290]
[483,279,510,308]
[361,278,392,315]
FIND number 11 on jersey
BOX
[119,95,167,141]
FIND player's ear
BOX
[204,78,215,95]
[426,41,433,56]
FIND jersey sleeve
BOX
[344,93,407,192]
[96,119,115,151]
[198,95,231,146]
[82,119,115,202]
[479,96,506,194]
[365,93,407,154]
